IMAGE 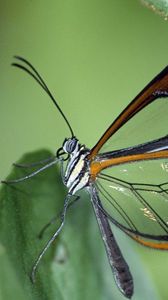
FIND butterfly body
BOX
[63,137,90,195]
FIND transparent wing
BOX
[89,66,168,157]
[100,96,168,153]
[96,158,168,248]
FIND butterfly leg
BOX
[1,159,59,185]
[38,194,80,239]
[13,156,55,168]
[30,193,71,283]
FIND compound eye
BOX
[63,138,78,153]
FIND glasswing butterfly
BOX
[2,56,168,299]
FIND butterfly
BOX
[2,56,168,299]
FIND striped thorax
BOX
[62,137,90,195]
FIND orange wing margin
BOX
[125,231,168,250]
[89,66,168,158]
[90,150,168,179]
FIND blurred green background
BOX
[0,0,168,299]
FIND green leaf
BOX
[0,150,116,300]
[0,150,66,300]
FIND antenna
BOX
[12,56,74,137]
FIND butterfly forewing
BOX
[100,96,168,153]
[90,66,168,158]
[96,159,168,239]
